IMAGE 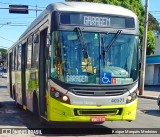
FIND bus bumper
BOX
[47,97,138,122]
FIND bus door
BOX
[39,28,48,117]
[9,52,13,98]
[21,42,27,107]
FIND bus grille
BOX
[70,88,126,96]
[74,108,122,116]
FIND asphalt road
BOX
[0,78,160,137]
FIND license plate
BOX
[91,116,106,122]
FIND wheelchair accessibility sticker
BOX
[101,72,111,84]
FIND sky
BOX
[0,0,160,49]
[0,0,64,49]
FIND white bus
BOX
[7,2,139,123]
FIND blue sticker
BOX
[101,72,111,84]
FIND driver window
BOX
[51,31,63,80]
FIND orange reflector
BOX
[136,88,139,93]
[23,105,27,110]
[50,87,55,92]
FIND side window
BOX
[27,36,32,69]
[12,48,16,70]
[31,33,39,68]
[15,47,18,70]
[53,31,63,76]
[17,44,22,70]
[51,31,66,81]
[12,50,14,70]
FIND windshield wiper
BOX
[74,27,88,58]
[104,30,122,53]
[102,30,122,66]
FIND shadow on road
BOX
[141,109,160,117]
[0,101,26,126]
[30,123,114,136]
[0,100,114,136]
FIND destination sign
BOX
[66,75,88,83]
[83,16,110,27]
[59,13,135,29]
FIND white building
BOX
[145,35,160,85]
[155,35,160,55]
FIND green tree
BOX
[0,48,7,59]
[147,31,155,55]
[148,13,160,32]
[65,0,158,55]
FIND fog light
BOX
[55,92,60,98]
[62,96,68,102]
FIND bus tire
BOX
[13,85,16,100]
[15,102,22,109]
[39,117,49,126]
[33,92,39,116]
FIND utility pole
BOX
[139,0,149,95]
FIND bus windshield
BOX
[51,31,138,85]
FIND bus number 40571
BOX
[111,98,125,103]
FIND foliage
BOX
[0,48,7,59]
[148,13,160,32]
[147,31,155,55]
[65,0,158,55]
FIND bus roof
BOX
[8,2,138,51]
[47,2,137,18]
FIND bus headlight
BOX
[62,96,69,102]
[127,95,132,102]
[50,87,70,104]
[55,91,60,98]
[126,91,137,104]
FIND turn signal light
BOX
[136,88,139,94]
[50,87,55,92]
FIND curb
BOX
[138,95,158,100]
